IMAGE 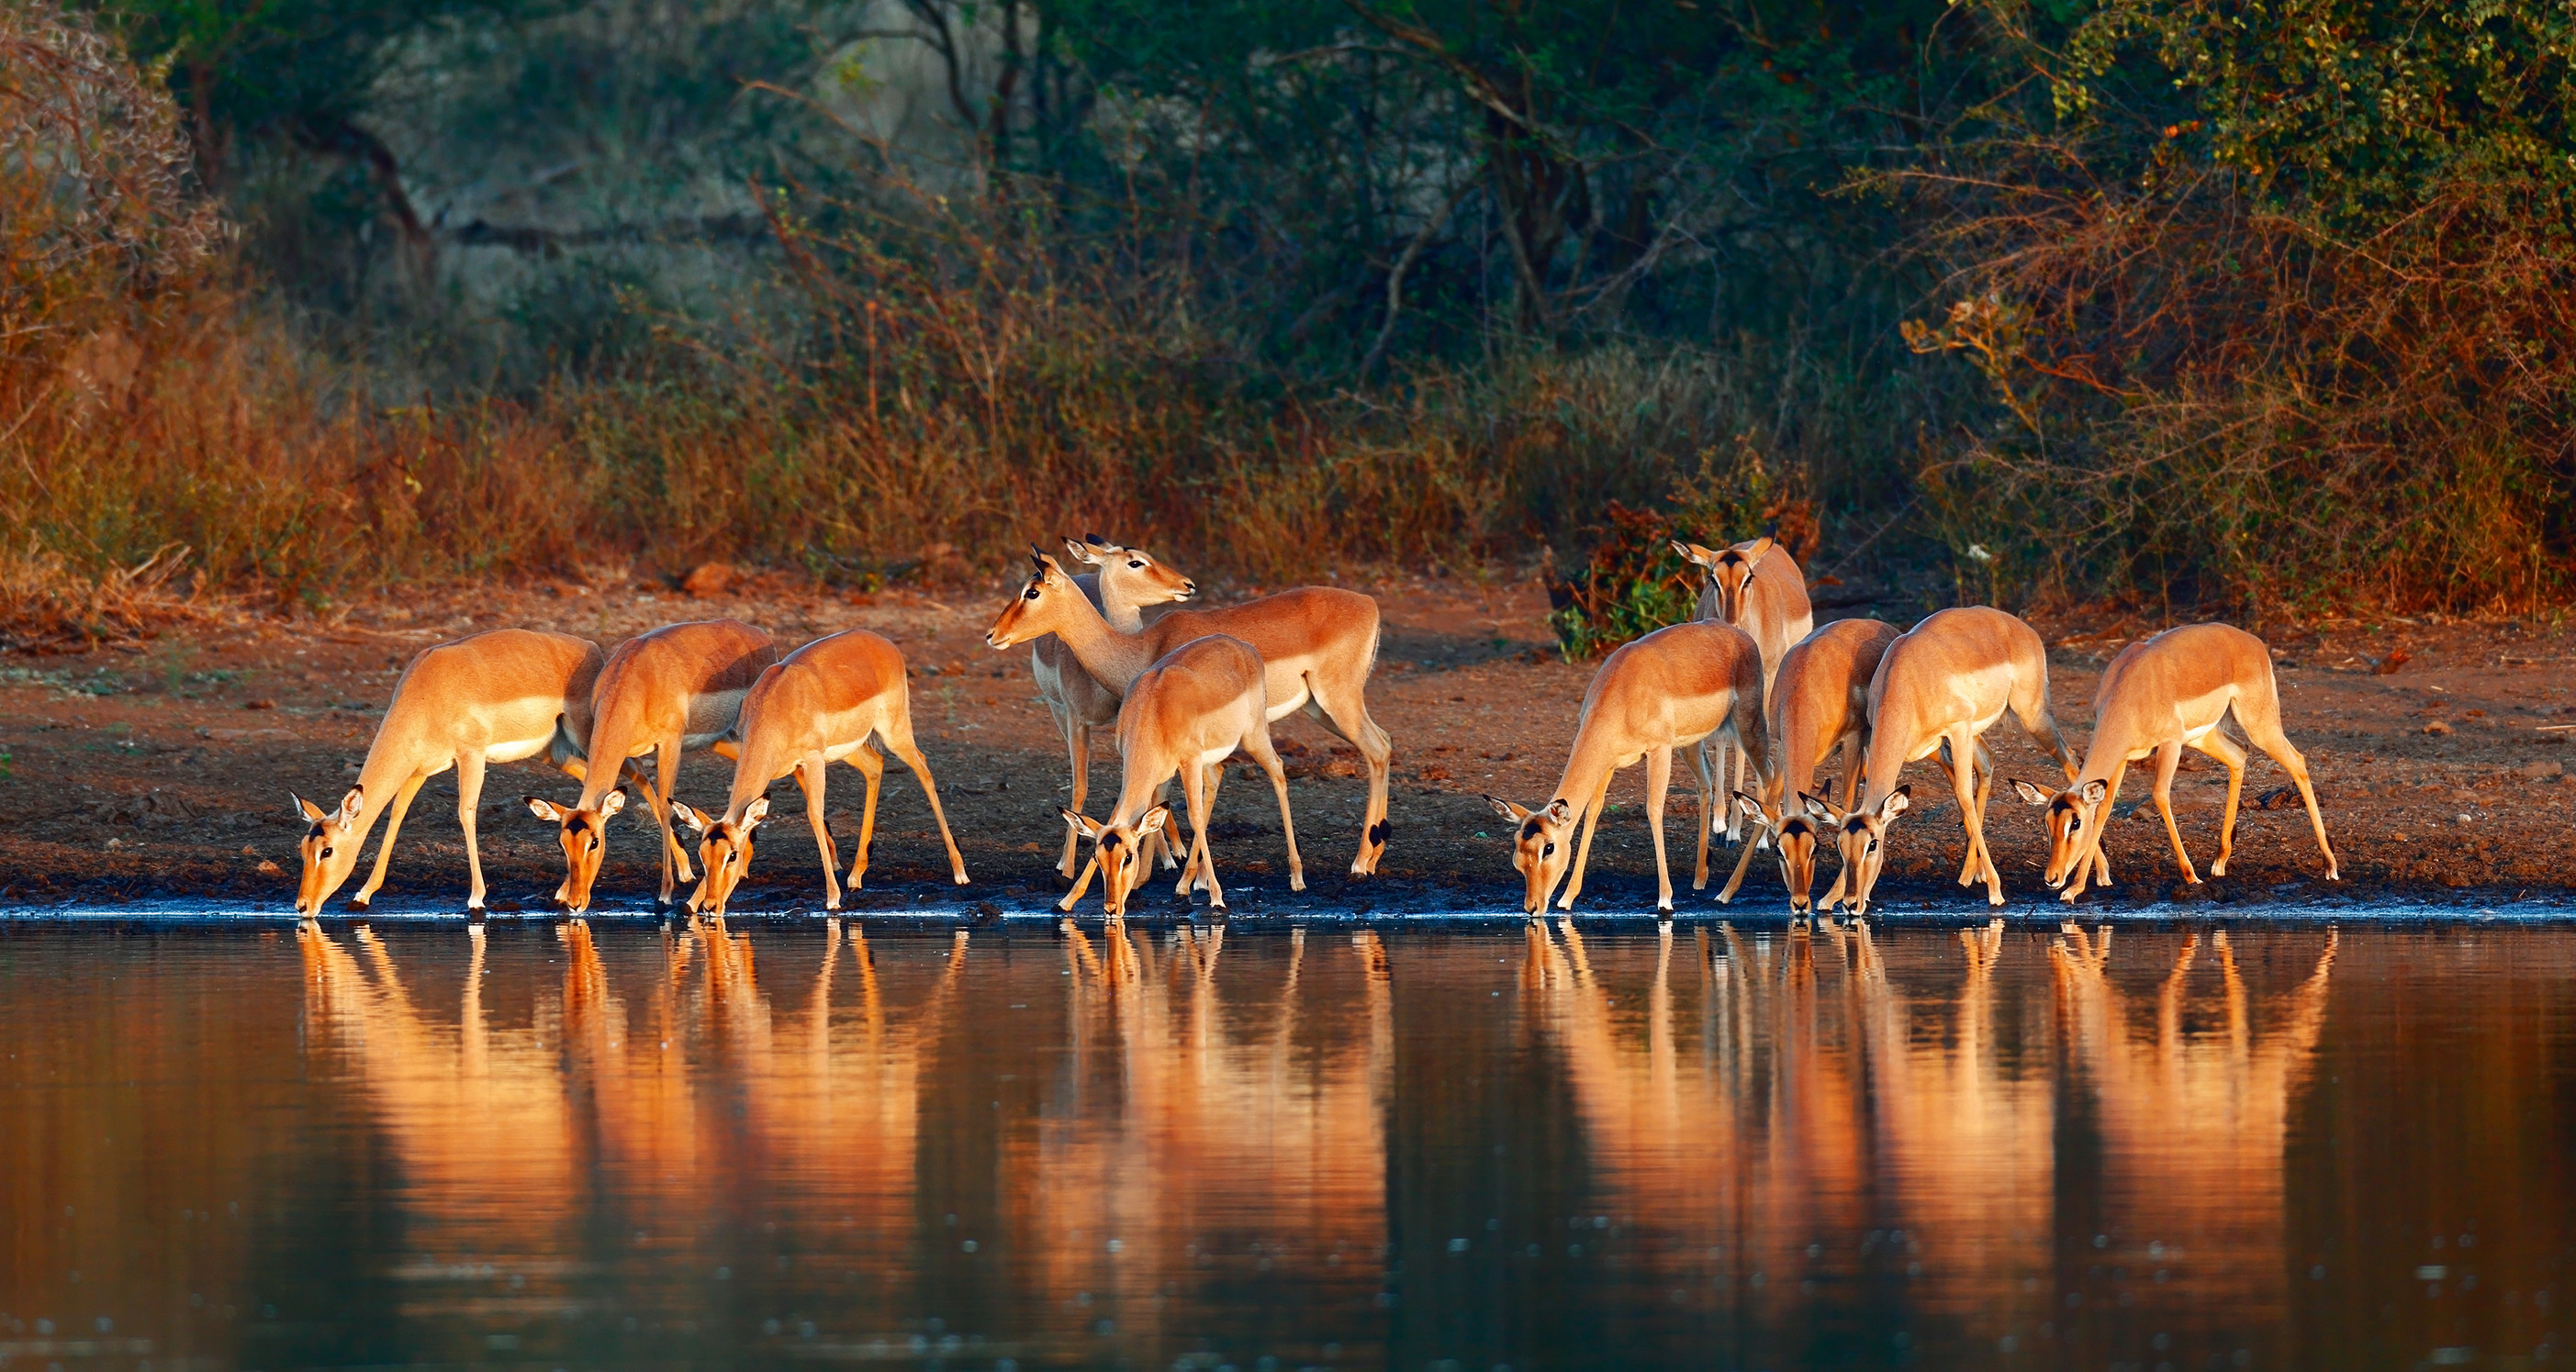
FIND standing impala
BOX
[1674,537,1813,844]
[985,550,1393,876]
[669,628,969,916]
[2010,623,2337,902]
[1484,619,1770,914]
[525,619,778,912]
[1720,617,1901,910]
[1837,606,2079,914]
[1059,633,1305,918]
[293,629,611,915]
[1038,536,1195,877]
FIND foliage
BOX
[1880,0,2576,618]
[1543,440,1800,659]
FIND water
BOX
[2,920,2570,1371]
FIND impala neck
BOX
[1047,590,1158,696]
[1092,574,1149,634]
[1550,725,1624,826]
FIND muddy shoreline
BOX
[6,573,2572,919]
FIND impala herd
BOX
[289,533,2339,921]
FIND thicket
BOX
[3,0,2572,650]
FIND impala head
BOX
[986,548,1082,651]
[1833,785,1910,916]
[674,797,767,915]
[291,786,365,915]
[1733,788,1844,912]
[1484,795,1579,915]
[1672,537,1776,625]
[2013,777,2110,889]
[1063,806,1172,917]
[525,789,625,912]
[1064,533,1195,608]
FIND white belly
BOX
[485,732,554,765]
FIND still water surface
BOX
[2,920,2570,1370]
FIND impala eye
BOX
[1024,586,1041,600]
[1541,842,1556,857]
[1867,841,1879,853]
[1127,560,1144,568]
[319,847,334,860]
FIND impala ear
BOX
[741,796,770,827]
[1483,794,1531,823]
[332,786,364,830]
[1064,537,1106,565]
[1731,790,1770,821]
[1672,541,1719,569]
[2011,778,2054,806]
[293,791,326,823]
[1798,790,1842,824]
[1878,786,1911,820]
[1739,535,1776,563]
[2079,778,2109,809]
[1060,807,1106,840]
[524,796,566,822]
[671,800,712,833]
[1137,805,1172,836]
[599,789,628,819]
[1541,798,1574,826]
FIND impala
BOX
[293,629,613,915]
[1484,619,1770,914]
[1839,606,2079,914]
[668,627,969,916]
[986,550,1392,876]
[1038,535,1195,876]
[525,619,778,912]
[1059,633,1305,918]
[1721,617,1902,910]
[2010,622,2337,901]
[1674,537,1813,844]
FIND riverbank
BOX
[4,572,2570,916]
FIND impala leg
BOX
[1177,761,1224,908]
[1057,711,1089,879]
[1241,726,1305,892]
[1715,801,1763,905]
[1949,729,2003,904]
[1688,739,1716,891]
[1645,745,1675,912]
[2065,758,2130,902]
[1820,733,1864,910]
[880,718,970,886]
[2195,727,2249,877]
[1737,742,1770,850]
[844,742,885,887]
[1558,772,1616,911]
[351,770,429,909]
[1303,674,1394,877]
[1059,853,1102,914]
[2149,741,2201,883]
[653,742,690,907]
[454,749,491,912]
[2234,691,2341,881]
[801,753,841,911]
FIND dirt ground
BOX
[4,567,2571,919]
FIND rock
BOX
[244,698,276,710]
[257,859,282,876]
[2519,759,2564,780]
[681,562,735,597]
[2424,720,2452,735]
